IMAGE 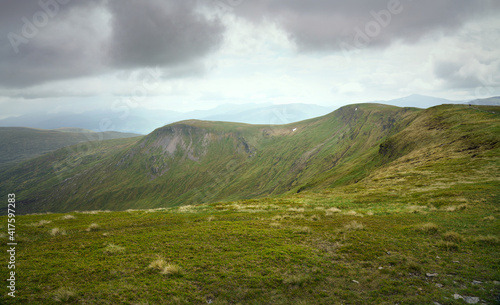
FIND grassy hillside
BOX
[0,103,498,304]
[1,104,499,215]
[0,127,141,171]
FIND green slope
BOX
[0,127,141,171]
[1,103,498,215]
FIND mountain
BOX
[202,103,333,124]
[0,127,140,171]
[1,103,498,214]
[468,96,500,106]
[0,109,177,135]
[382,94,456,108]
[0,103,332,135]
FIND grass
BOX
[50,227,66,236]
[52,288,76,302]
[86,223,100,232]
[417,222,440,234]
[148,258,183,276]
[0,190,498,304]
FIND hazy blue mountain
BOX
[468,96,500,106]
[380,94,456,108]
[0,103,331,134]
[200,103,333,125]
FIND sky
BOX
[0,0,499,119]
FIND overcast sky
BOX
[1,0,499,118]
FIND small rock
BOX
[453,260,460,263]
[463,296,480,304]
[426,273,439,277]
[494,280,500,285]
[436,256,441,259]
[435,283,444,288]
[386,251,391,255]
[454,293,464,300]
[378,267,383,270]
[433,302,442,305]
[352,280,359,284]
[472,280,483,285]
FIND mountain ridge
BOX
[0,103,498,214]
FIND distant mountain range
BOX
[0,95,497,135]
[0,103,332,135]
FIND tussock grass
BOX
[436,241,459,251]
[283,274,311,287]
[86,223,100,232]
[345,210,359,216]
[50,227,66,236]
[310,214,321,221]
[482,215,496,221]
[148,258,183,276]
[344,220,364,231]
[160,263,183,275]
[53,287,76,302]
[60,215,76,220]
[79,210,111,214]
[292,226,312,234]
[325,207,341,215]
[442,231,464,243]
[416,222,439,234]
[474,235,499,245]
[30,220,52,227]
[148,258,167,271]
[103,244,125,254]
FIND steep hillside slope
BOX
[1,104,498,214]
[0,127,140,170]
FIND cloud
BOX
[0,0,224,88]
[106,0,224,69]
[432,17,500,90]
[231,0,500,51]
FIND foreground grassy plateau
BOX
[1,187,498,304]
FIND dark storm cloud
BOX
[107,0,223,69]
[0,0,224,88]
[231,0,500,51]
[0,0,106,87]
